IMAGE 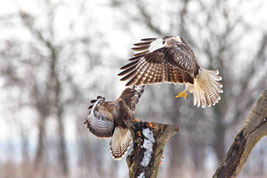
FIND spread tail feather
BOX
[110,127,132,160]
[187,68,223,108]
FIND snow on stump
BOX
[124,120,179,178]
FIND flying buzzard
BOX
[118,36,223,108]
[84,85,145,160]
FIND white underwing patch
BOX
[174,36,182,42]
[148,38,164,52]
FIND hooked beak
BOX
[131,85,145,101]
[133,85,145,96]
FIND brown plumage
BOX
[118,36,223,108]
[85,85,145,160]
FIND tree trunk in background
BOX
[57,112,68,176]
[168,85,184,177]
[34,116,46,171]
[51,54,69,176]
[191,142,205,176]
[168,135,184,176]
[212,100,226,163]
[213,115,226,162]
[48,44,68,176]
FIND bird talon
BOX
[176,91,188,99]
[133,118,142,122]
[148,122,156,129]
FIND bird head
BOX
[119,85,145,107]
[164,36,182,47]
[132,85,145,100]
[120,88,137,99]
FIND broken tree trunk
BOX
[213,89,267,178]
[124,120,178,178]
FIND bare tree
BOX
[0,0,93,176]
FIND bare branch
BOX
[213,89,267,178]
[135,1,165,36]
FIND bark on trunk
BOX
[125,120,179,178]
[34,116,46,171]
[168,86,184,177]
[213,89,267,178]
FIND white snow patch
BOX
[137,172,145,178]
[142,128,155,143]
[140,128,155,167]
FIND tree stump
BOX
[124,120,178,178]
[213,89,267,178]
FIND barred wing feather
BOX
[85,96,115,138]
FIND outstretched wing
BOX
[118,36,200,86]
[85,96,115,138]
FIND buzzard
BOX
[118,36,223,108]
[84,85,145,160]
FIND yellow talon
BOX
[133,118,142,122]
[148,122,156,129]
[176,91,188,99]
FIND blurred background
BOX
[0,0,267,178]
